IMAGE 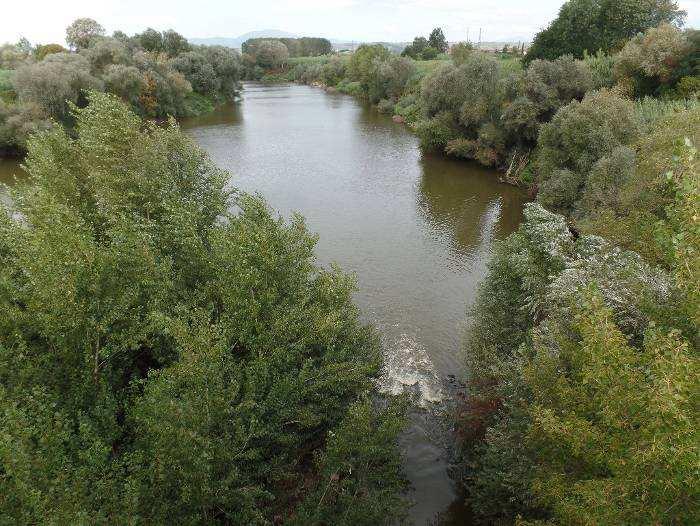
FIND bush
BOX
[321,55,347,86]
[0,100,51,155]
[450,42,474,66]
[582,49,615,89]
[460,200,697,524]
[13,52,103,123]
[420,46,439,60]
[614,23,694,98]
[537,89,639,215]
[394,93,423,124]
[34,44,66,61]
[415,111,461,151]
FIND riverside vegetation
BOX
[0,18,243,156]
[0,1,699,524]
[0,91,408,525]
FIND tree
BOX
[171,51,220,97]
[162,29,191,56]
[80,37,131,74]
[0,92,407,524]
[66,18,105,51]
[525,0,686,62]
[347,44,390,92]
[13,53,103,124]
[401,36,428,59]
[614,23,694,97]
[244,39,289,69]
[536,89,639,215]
[0,100,51,155]
[136,27,164,53]
[428,27,448,54]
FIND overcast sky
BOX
[3,0,700,45]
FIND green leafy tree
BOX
[526,0,686,62]
[0,92,407,524]
[428,27,448,54]
[401,36,428,59]
[13,52,103,124]
[66,17,105,51]
[136,27,164,52]
[347,44,390,93]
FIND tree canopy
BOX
[526,0,687,62]
[0,92,408,524]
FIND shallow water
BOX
[181,83,528,524]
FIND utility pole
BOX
[478,28,482,49]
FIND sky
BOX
[2,0,700,45]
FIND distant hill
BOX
[189,29,298,49]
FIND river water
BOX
[0,83,527,524]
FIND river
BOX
[0,83,527,524]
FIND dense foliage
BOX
[458,62,699,526]
[402,27,448,60]
[0,19,242,156]
[526,0,687,62]
[0,92,408,524]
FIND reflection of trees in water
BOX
[417,154,526,256]
[179,102,242,129]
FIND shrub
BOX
[415,111,461,151]
[582,49,615,89]
[450,42,474,66]
[394,93,423,124]
[614,22,693,97]
[13,52,103,123]
[0,100,51,155]
[321,55,347,86]
[420,47,439,60]
[34,44,66,61]
[537,89,639,215]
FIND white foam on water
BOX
[378,332,445,406]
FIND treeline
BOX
[242,37,332,58]
[0,91,408,525]
[241,37,333,80]
[0,18,242,156]
[288,23,697,182]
